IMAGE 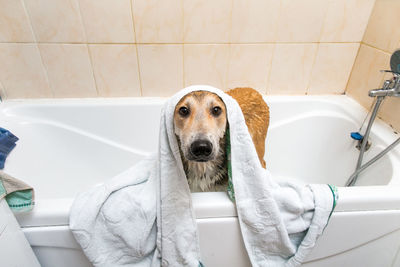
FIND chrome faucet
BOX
[369,70,400,97]
[346,50,400,186]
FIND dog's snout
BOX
[190,140,213,158]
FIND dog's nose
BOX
[190,140,213,158]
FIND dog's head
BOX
[174,91,227,162]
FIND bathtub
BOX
[2,95,400,267]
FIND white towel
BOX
[69,85,337,267]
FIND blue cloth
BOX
[0,128,18,169]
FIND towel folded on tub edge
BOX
[69,85,338,267]
[0,171,35,212]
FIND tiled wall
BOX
[346,0,400,131]
[0,0,375,99]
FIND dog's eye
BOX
[211,106,222,116]
[179,106,190,117]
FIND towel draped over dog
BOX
[69,86,337,267]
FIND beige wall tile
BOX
[89,45,140,97]
[268,44,318,94]
[346,44,390,108]
[227,44,274,93]
[320,0,375,42]
[25,0,86,42]
[79,0,135,43]
[39,44,97,97]
[184,0,232,43]
[231,0,279,43]
[363,0,400,53]
[276,0,328,42]
[138,45,183,96]
[0,0,35,42]
[0,44,52,98]
[309,43,360,94]
[132,0,183,43]
[184,44,230,89]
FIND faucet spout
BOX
[368,88,400,97]
[368,75,400,97]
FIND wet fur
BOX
[178,136,228,192]
[226,87,270,168]
[174,88,269,192]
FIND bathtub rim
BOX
[14,186,400,228]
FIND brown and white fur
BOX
[174,87,269,192]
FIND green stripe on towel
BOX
[327,184,339,219]
[6,189,34,212]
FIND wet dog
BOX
[174,87,269,192]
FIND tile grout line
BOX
[343,42,362,95]
[359,0,377,47]
[0,41,365,45]
[266,0,282,95]
[228,0,233,45]
[305,0,330,96]
[305,43,320,95]
[226,44,232,90]
[360,43,384,110]
[317,0,331,44]
[21,0,37,45]
[75,0,99,97]
[265,42,277,95]
[21,0,54,98]
[265,42,276,95]
[225,0,234,90]
[130,0,144,97]
[182,0,185,88]
[86,45,99,96]
[361,42,393,56]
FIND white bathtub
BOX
[2,95,400,267]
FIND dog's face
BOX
[174,91,227,162]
